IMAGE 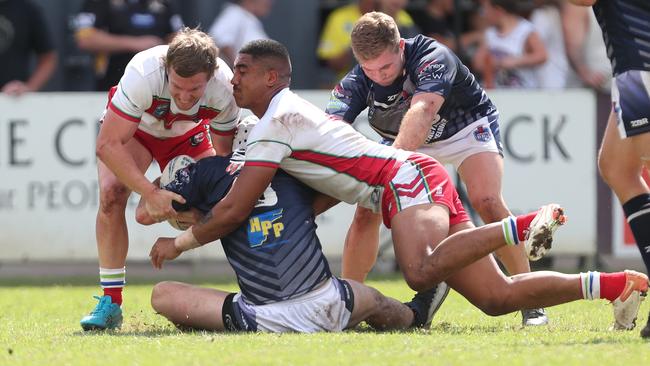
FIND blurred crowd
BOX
[0,0,611,95]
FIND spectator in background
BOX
[378,0,419,38]
[208,0,272,68]
[473,0,547,89]
[318,0,417,86]
[410,0,456,49]
[561,2,611,92]
[0,0,57,96]
[530,0,580,89]
[317,0,376,85]
[74,0,182,91]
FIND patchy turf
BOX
[0,278,647,366]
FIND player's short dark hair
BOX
[239,39,292,80]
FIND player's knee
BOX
[597,152,625,186]
[98,182,130,215]
[468,194,505,222]
[151,281,174,313]
[403,270,437,293]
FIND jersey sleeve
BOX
[108,62,152,123]
[325,67,369,123]
[413,46,458,99]
[208,60,240,135]
[244,117,293,168]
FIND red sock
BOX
[515,211,538,242]
[104,288,123,305]
[600,272,626,301]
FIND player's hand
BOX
[149,237,182,269]
[143,187,186,222]
[1,80,31,96]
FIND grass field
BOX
[1,277,648,366]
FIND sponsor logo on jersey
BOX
[326,97,348,113]
[426,115,447,142]
[418,60,445,82]
[247,209,286,248]
[153,103,169,119]
[473,125,492,142]
[630,117,649,128]
[190,131,205,146]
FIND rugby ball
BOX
[159,155,195,231]
[160,155,195,188]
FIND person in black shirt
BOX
[0,0,57,95]
[73,0,182,91]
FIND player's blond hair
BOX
[351,12,401,61]
[165,27,219,78]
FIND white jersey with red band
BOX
[245,88,412,212]
[108,45,240,139]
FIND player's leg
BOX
[599,70,650,337]
[458,152,547,325]
[345,279,414,330]
[151,281,231,331]
[341,206,383,282]
[81,138,152,331]
[445,244,648,319]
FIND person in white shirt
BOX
[208,0,272,67]
[79,28,240,331]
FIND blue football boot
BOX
[80,295,123,331]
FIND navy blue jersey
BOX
[593,0,650,76]
[164,156,331,305]
[326,35,497,144]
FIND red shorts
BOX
[134,124,213,171]
[381,153,470,228]
[105,86,215,171]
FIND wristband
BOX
[173,227,201,252]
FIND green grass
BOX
[0,278,647,366]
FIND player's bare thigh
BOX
[150,281,230,331]
[390,203,451,289]
[599,111,650,201]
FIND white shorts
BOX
[230,278,354,333]
[416,115,502,170]
[611,70,650,138]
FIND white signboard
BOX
[0,90,597,261]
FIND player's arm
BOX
[76,27,163,54]
[500,32,547,70]
[96,109,185,220]
[312,193,341,216]
[149,165,276,268]
[210,130,235,156]
[392,92,445,151]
